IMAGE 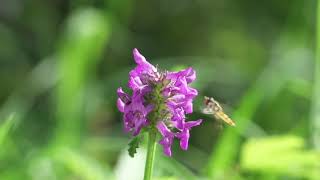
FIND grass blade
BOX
[0,114,16,146]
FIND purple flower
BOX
[165,69,198,114]
[157,122,175,156]
[167,67,196,83]
[170,108,185,130]
[117,87,131,112]
[130,48,157,78]
[117,88,153,135]
[117,48,202,157]
[128,49,159,91]
[176,119,202,150]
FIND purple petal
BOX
[132,118,147,136]
[159,138,172,156]
[185,119,203,129]
[117,98,125,112]
[133,49,156,71]
[183,99,193,114]
[177,78,197,97]
[176,129,190,150]
[171,108,185,121]
[157,122,175,156]
[166,67,196,84]
[123,113,133,132]
[117,87,131,104]
[171,108,185,130]
[130,49,157,78]
[171,94,185,102]
[157,121,172,137]
[176,119,202,150]
[184,67,196,83]
[128,76,145,90]
[185,86,198,98]
[119,90,153,136]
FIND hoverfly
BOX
[202,96,236,126]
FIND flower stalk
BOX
[143,130,157,180]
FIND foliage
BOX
[241,135,320,179]
[128,135,142,158]
[0,0,317,180]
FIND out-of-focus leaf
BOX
[241,135,320,179]
[83,136,127,152]
[54,8,111,146]
[157,153,198,180]
[28,155,56,180]
[154,177,178,180]
[53,147,113,180]
[286,79,312,99]
[0,114,16,146]
[115,148,146,180]
[204,46,313,178]
[312,0,320,155]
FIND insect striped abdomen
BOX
[216,111,236,126]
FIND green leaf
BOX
[54,8,111,147]
[0,114,16,146]
[240,135,320,179]
[128,135,142,158]
[53,147,113,180]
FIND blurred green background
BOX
[0,0,319,179]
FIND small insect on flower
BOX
[202,96,236,126]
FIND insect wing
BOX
[202,107,215,114]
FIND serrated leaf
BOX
[128,136,142,158]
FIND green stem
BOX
[143,130,157,180]
[313,0,320,150]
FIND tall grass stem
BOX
[312,0,320,150]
